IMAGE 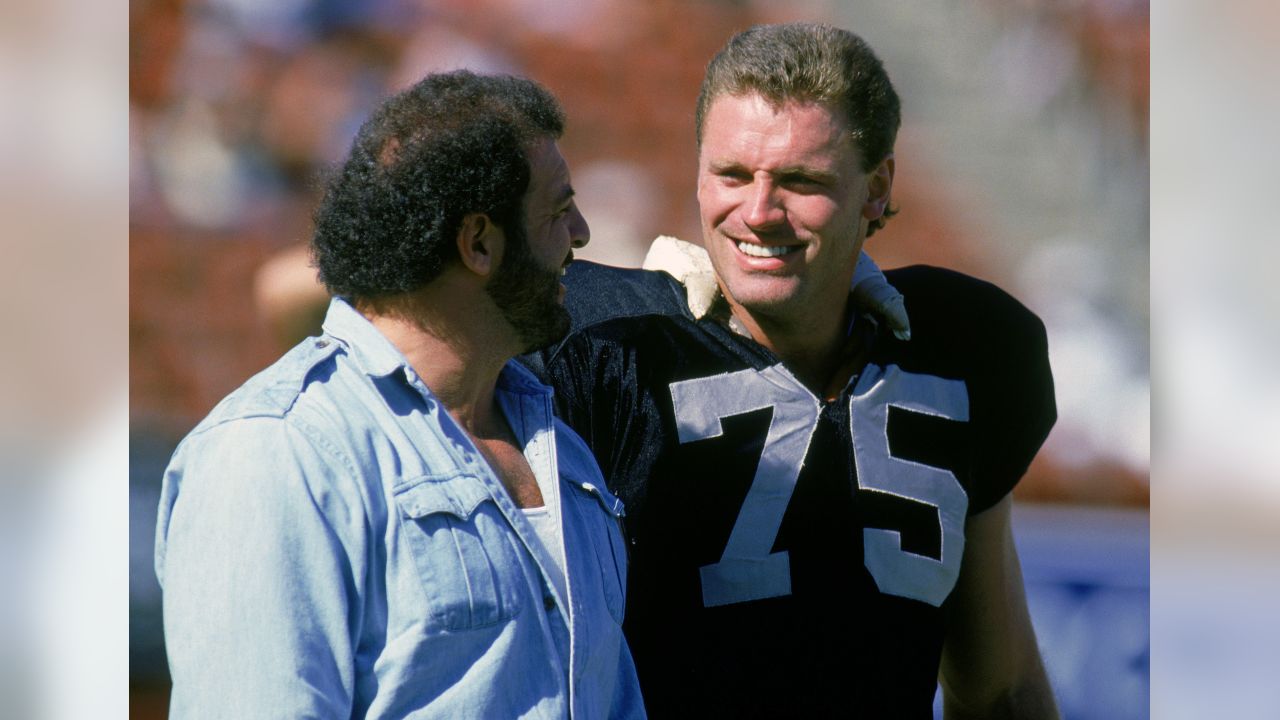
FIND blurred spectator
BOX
[253,243,329,348]
[571,161,662,268]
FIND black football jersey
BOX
[521,261,1056,718]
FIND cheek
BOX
[526,230,558,268]
[789,196,846,232]
[696,177,734,226]
[548,221,572,250]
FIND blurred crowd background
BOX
[129,0,1151,506]
[29,0,1280,718]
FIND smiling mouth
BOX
[736,240,803,258]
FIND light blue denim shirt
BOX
[155,297,645,719]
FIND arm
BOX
[939,495,1058,720]
[156,419,364,719]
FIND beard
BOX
[484,224,571,353]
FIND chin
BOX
[724,277,803,314]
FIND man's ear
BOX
[862,154,895,222]
[456,213,503,277]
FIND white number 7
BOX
[670,365,820,607]
[671,363,968,608]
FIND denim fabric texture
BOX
[155,297,644,719]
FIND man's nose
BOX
[743,180,785,229]
[569,204,590,249]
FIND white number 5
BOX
[850,365,969,607]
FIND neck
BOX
[728,300,850,396]
[358,274,516,435]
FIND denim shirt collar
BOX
[321,297,414,379]
[496,359,554,398]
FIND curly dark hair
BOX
[311,70,565,299]
[696,23,901,237]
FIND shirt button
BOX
[544,595,556,611]
[315,339,329,348]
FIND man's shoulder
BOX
[885,265,1036,316]
[884,265,1046,348]
[562,261,693,332]
[188,336,346,437]
[163,335,388,514]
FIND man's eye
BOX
[782,174,823,188]
[717,170,750,186]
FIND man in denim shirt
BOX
[155,71,645,718]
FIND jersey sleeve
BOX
[887,266,1057,514]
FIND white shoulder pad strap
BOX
[852,253,911,341]
[642,235,720,319]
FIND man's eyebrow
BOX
[775,165,838,181]
[706,160,746,173]
[704,161,837,182]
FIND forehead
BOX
[699,93,859,168]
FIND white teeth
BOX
[737,241,797,258]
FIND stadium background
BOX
[129,0,1151,717]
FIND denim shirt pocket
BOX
[569,480,629,625]
[393,472,527,631]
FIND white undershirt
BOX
[521,505,568,610]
